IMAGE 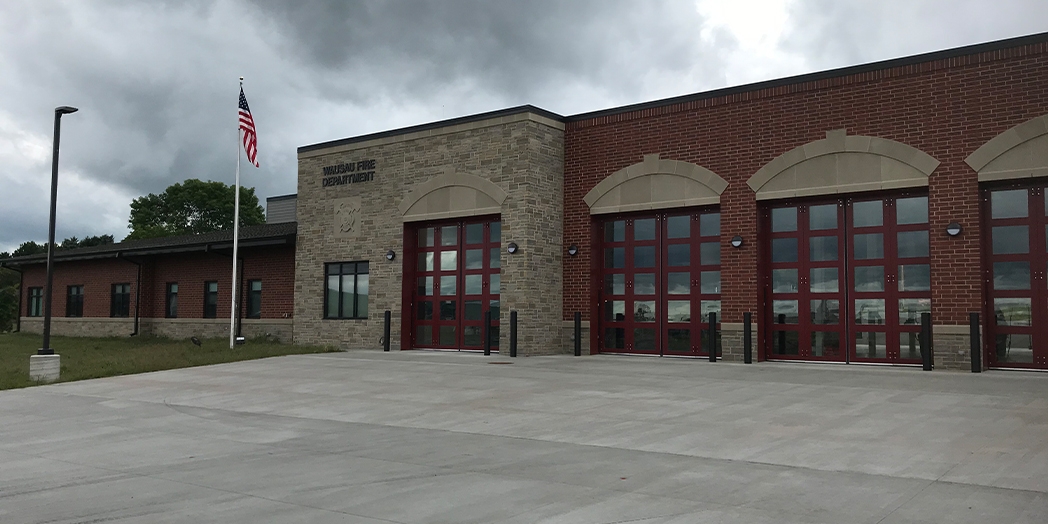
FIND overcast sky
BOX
[1,0,1045,253]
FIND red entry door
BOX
[412,219,501,350]
[984,185,1048,369]
[599,210,722,356]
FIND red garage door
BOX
[598,210,722,356]
[763,193,930,364]
[411,218,501,351]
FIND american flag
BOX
[238,87,259,167]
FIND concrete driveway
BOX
[1,351,1046,523]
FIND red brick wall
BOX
[563,41,1048,327]
[19,259,138,318]
[20,245,295,321]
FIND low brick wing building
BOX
[4,221,296,341]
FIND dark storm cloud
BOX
[251,0,721,103]
[0,0,721,253]
[249,0,718,106]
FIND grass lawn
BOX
[0,332,340,390]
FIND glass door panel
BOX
[985,186,1048,368]
[846,195,929,363]
[766,202,847,361]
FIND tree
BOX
[77,234,115,248]
[12,241,47,257]
[126,179,266,240]
[60,235,114,249]
[0,252,17,332]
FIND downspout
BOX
[118,254,143,336]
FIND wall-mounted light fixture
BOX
[385,250,396,261]
[507,242,519,254]
[567,244,578,256]
[945,222,962,237]
[730,235,744,248]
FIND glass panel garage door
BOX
[413,219,501,350]
[599,210,721,356]
[764,194,930,364]
[984,186,1048,369]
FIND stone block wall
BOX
[19,317,136,338]
[295,110,565,353]
[18,317,294,343]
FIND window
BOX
[111,283,131,318]
[28,287,43,317]
[325,261,369,319]
[66,285,84,317]
[246,280,262,319]
[166,283,178,318]
[203,281,218,318]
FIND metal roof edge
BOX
[297,105,565,154]
[564,31,1048,123]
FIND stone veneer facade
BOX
[294,110,565,354]
[18,318,294,342]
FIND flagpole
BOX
[230,77,243,349]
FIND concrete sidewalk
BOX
[1,351,1046,523]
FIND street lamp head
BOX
[55,106,78,115]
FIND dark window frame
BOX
[111,283,131,318]
[28,287,43,317]
[66,285,84,318]
[246,279,262,319]
[203,281,218,319]
[166,282,178,318]
[324,261,369,320]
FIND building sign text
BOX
[322,159,376,187]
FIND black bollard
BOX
[574,312,582,356]
[743,312,752,364]
[708,312,717,362]
[921,312,932,371]
[383,310,391,352]
[484,310,492,356]
[970,312,981,373]
[510,310,518,358]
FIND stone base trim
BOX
[19,317,294,343]
[561,320,591,354]
[29,354,60,383]
[605,321,976,370]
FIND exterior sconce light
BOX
[730,235,744,248]
[385,250,396,261]
[507,242,519,254]
[945,223,962,237]
[567,244,578,256]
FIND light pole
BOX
[39,105,78,356]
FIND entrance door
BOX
[984,185,1048,369]
[412,218,501,350]
[764,193,930,364]
[598,210,722,356]
[766,202,847,360]
[846,196,930,363]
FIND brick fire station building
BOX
[6,32,1048,371]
